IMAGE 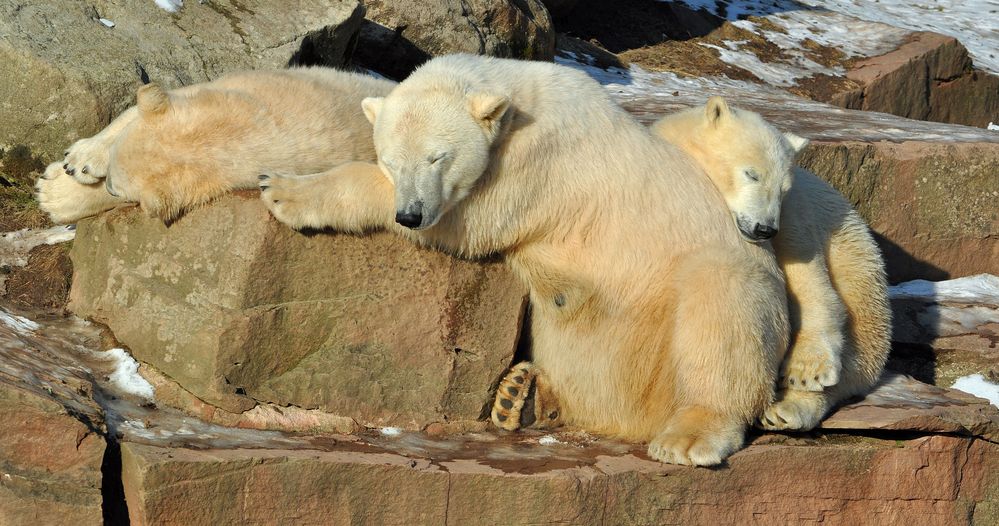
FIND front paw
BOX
[35,163,100,224]
[758,390,826,431]
[781,331,842,392]
[259,173,319,230]
[63,136,112,184]
[648,407,743,466]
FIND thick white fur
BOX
[39,67,396,223]
[261,54,790,466]
[651,99,891,430]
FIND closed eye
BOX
[430,152,448,165]
[744,170,760,182]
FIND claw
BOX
[82,166,90,174]
[258,174,270,181]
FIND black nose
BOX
[753,224,777,240]
[395,211,423,229]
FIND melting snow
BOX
[989,122,999,131]
[538,435,562,446]
[0,308,40,333]
[154,0,183,13]
[889,274,999,304]
[380,427,403,436]
[96,348,156,403]
[951,374,999,408]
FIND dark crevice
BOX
[101,436,130,525]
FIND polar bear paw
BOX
[491,362,537,431]
[63,136,112,184]
[781,332,842,392]
[35,162,121,224]
[648,408,743,467]
[258,173,320,230]
[758,390,826,431]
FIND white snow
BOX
[0,308,40,333]
[889,274,999,304]
[98,348,156,402]
[0,225,76,268]
[154,0,183,13]
[951,374,999,407]
[989,122,999,131]
[538,435,562,446]
[380,427,403,436]
[674,1,999,75]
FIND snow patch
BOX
[0,308,40,333]
[889,274,999,304]
[989,122,999,131]
[380,427,403,436]
[538,435,562,446]
[155,0,183,13]
[98,348,156,402]
[951,374,999,407]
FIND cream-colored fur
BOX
[38,67,396,223]
[651,98,891,430]
[261,54,790,466]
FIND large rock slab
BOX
[0,308,107,525]
[604,64,999,283]
[119,431,999,525]
[0,0,364,162]
[890,275,999,353]
[68,194,528,429]
[354,0,555,79]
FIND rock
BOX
[890,275,999,353]
[0,308,108,525]
[118,431,999,525]
[68,193,528,429]
[829,32,999,129]
[611,71,999,284]
[0,0,365,162]
[540,0,579,19]
[822,373,999,442]
[354,0,555,80]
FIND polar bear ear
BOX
[466,92,511,134]
[705,96,730,127]
[361,97,384,125]
[137,83,170,116]
[784,132,809,154]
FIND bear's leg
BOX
[259,162,395,233]
[490,361,562,431]
[63,107,139,184]
[35,162,128,224]
[780,255,847,391]
[648,249,788,466]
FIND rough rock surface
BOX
[68,193,528,429]
[830,32,999,128]
[119,432,999,525]
[0,0,365,162]
[354,0,555,79]
[0,309,108,525]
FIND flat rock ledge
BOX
[68,193,528,430]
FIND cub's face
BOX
[362,90,510,230]
[715,130,796,243]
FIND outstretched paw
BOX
[648,407,743,467]
[35,162,124,224]
[491,362,536,431]
[758,390,827,431]
[63,136,112,184]
[781,332,842,392]
[259,173,322,230]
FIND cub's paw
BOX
[781,332,843,392]
[491,362,536,431]
[35,162,118,224]
[63,136,112,184]
[758,390,826,431]
[259,173,319,230]
[648,408,743,467]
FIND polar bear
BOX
[259,54,790,466]
[651,98,891,430]
[36,68,395,223]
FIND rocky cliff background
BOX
[1,1,998,524]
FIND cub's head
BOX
[652,97,808,243]
[361,87,511,230]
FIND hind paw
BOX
[490,362,536,431]
[781,332,842,392]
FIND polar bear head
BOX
[652,97,808,243]
[361,85,511,230]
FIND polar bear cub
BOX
[651,98,891,430]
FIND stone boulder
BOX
[0,0,365,163]
[354,0,555,79]
[68,193,528,430]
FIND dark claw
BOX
[64,150,69,157]
[258,174,270,181]
[763,417,775,427]
[789,378,796,386]
[63,163,69,169]
[66,168,76,176]
[82,166,90,174]
[259,185,269,191]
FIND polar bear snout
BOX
[395,201,425,229]
[736,214,778,242]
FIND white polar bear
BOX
[651,98,891,430]
[260,54,791,466]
